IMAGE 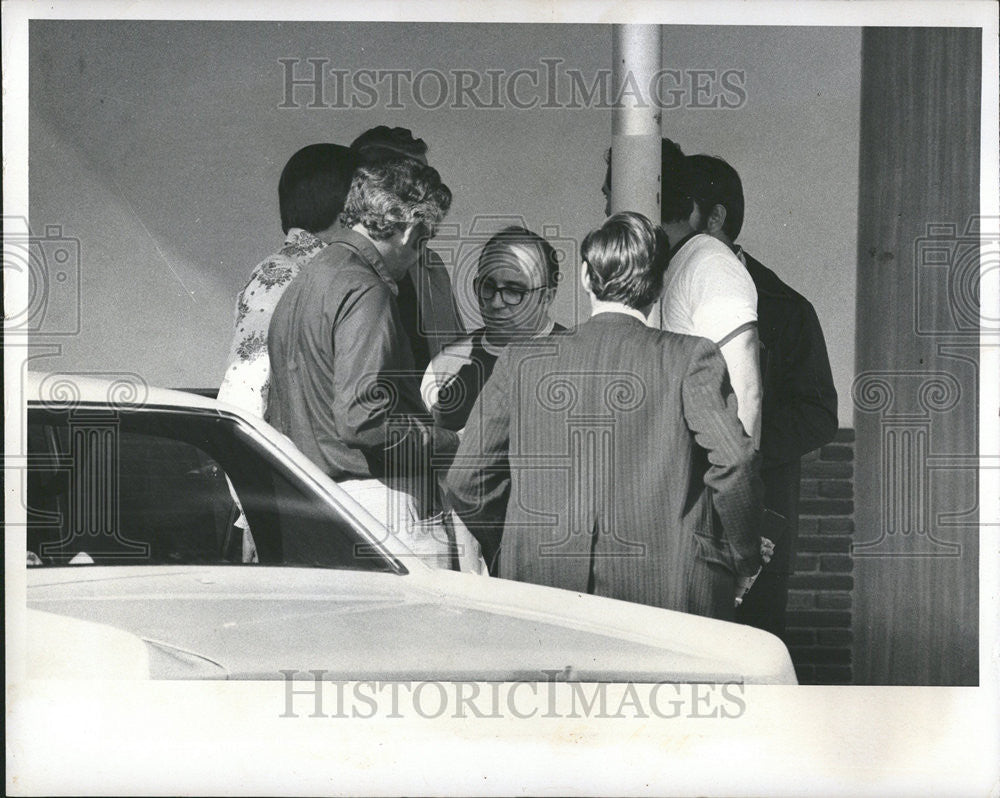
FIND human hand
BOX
[760,536,775,564]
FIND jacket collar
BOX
[736,246,798,301]
[590,303,648,325]
[327,226,399,295]
[586,310,648,328]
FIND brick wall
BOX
[785,429,855,684]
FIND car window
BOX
[26,405,395,573]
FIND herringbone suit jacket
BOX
[446,312,763,619]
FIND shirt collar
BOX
[668,230,700,260]
[326,226,398,295]
[590,303,648,324]
[283,227,325,251]
[480,319,556,357]
[732,243,748,266]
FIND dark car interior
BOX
[25,405,397,573]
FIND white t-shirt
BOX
[650,233,758,345]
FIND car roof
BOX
[25,370,220,411]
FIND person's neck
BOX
[661,221,695,251]
[483,318,554,350]
[588,298,648,323]
[708,230,736,253]
[351,223,410,279]
[314,220,344,244]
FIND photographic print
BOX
[5,1,998,795]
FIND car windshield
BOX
[25,405,396,573]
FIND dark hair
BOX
[479,226,560,288]
[660,138,697,226]
[581,211,668,309]
[278,144,359,234]
[350,126,429,165]
[339,157,451,241]
[685,154,745,241]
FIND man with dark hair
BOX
[686,153,839,638]
[447,212,766,619]
[649,139,763,449]
[350,126,465,372]
[267,157,459,567]
[219,143,359,417]
[350,125,429,161]
[603,140,763,446]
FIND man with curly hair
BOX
[350,126,465,372]
[267,157,459,567]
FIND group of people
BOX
[218,125,838,639]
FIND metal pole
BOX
[610,24,662,223]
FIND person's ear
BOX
[707,204,728,236]
[580,261,592,293]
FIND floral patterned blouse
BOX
[218,228,327,417]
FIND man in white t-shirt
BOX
[646,139,762,447]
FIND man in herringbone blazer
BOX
[446,212,764,620]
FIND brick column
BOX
[785,428,855,684]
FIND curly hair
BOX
[339,157,452,241]
[581,211,668,309]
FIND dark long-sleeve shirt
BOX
[740,250,838,572]
[743,252,838,467]
[267,227,456,482]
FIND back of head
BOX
[350,126,429,165]
[686,154,745,241]
[479,226,561,288]
[581,211,668,309]
[279,143,360,234]
[340,157,452,240]
[660,138,697,226]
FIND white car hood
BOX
[27,566,796,684]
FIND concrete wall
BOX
[29,21,860,424]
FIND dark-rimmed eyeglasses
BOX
[476,281,547,306]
